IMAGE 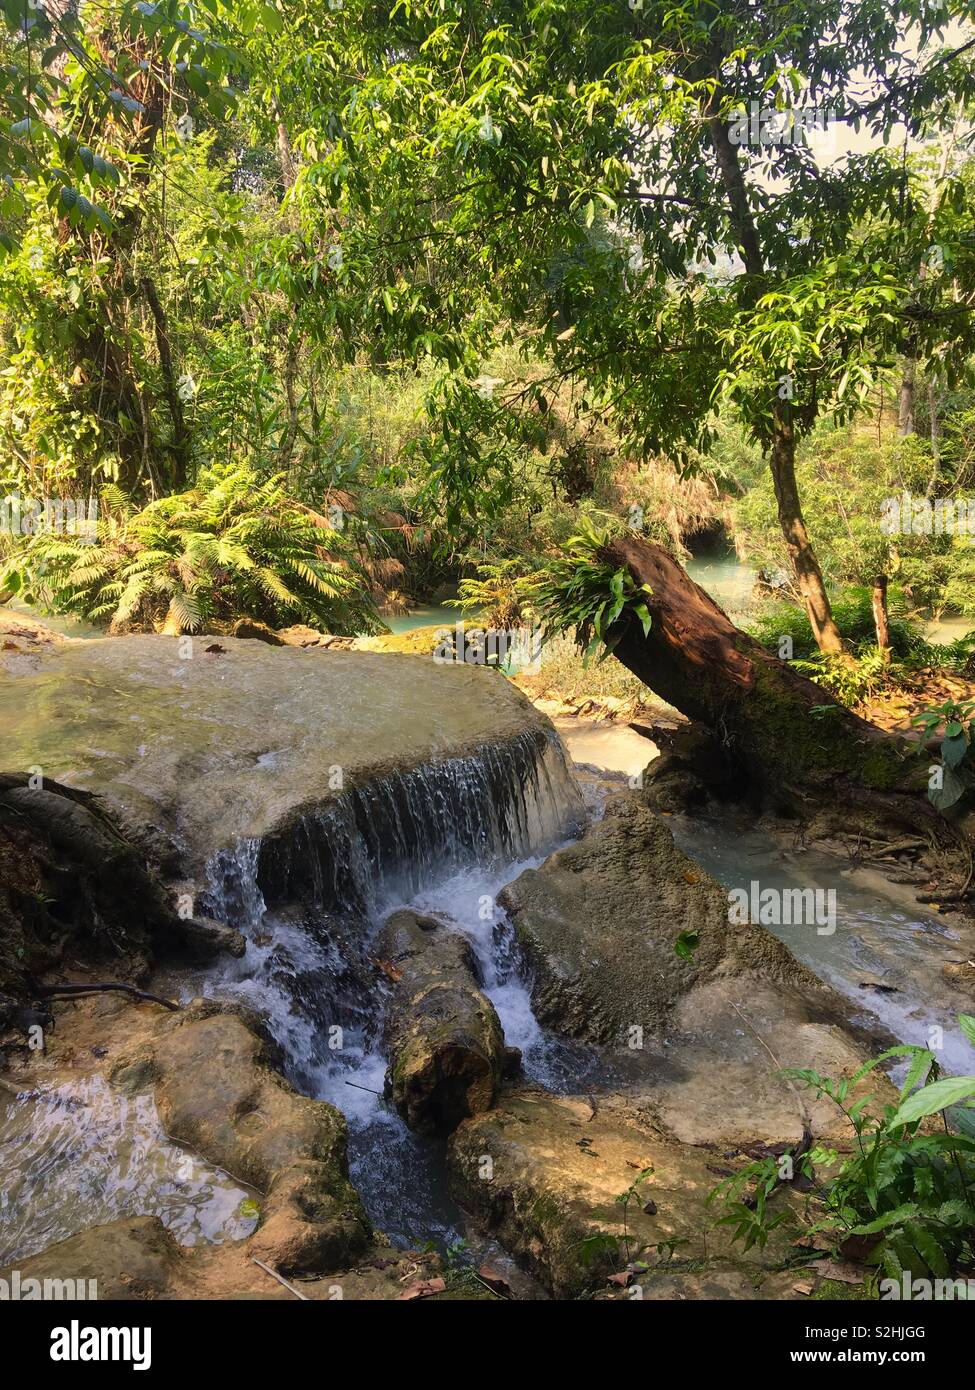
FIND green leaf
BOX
[941,733,969,770]
[674,929,700,961]
[891,1076,975,1127]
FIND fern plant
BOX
[448,558,539,629]
[532,515,652,664]
[1,467,382,636]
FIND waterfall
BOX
[194,724,588,1250]
[201,727,585,928]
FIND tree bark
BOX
[705,92,842,654]
[898,356,916,435]
[872,574,891,660]
[769,413,844,654]
[141,275,190,488]
[599,536,960,858]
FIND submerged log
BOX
[378,909,505,1137]
[600,537,961,856]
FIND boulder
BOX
[0,1215,180,1300]
[500,793,886,1146]
[378,909,505,1136]
[231,618,284,645]
[0,635,568,889]
[111,1009,370,1276]
[448,1088,801,1299]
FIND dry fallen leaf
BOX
[477,1266,514,1298]
[397,1277,446,1301]
[372,957,403,983]
[808,1258,866,1285]
[792,1281,814,1296]
[606,1270,634,1288]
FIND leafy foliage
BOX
[710,1022,975,1284]
[912,699,975,809]
[1,467,380,635]
[533,515,651,663]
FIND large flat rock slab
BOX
[448,1088,805,1299]
[0,635,554,875]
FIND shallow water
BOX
[670,815,975,1077]
[0,1074,257,1265]
[553,716,975,1077]
[384,603,459,634]
[685,552,759,621]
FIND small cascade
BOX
[201,727,585,928]
[194,726,590,1247]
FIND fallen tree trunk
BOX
[378,909,505,1137]
[600,537,964,862]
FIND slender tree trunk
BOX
[705,90,842,655]
[872,574,891,660]
[273,95,297,191]
[769,411,844,654]
[141,276,190,488]
[898,356,916,435]
[278,333,301,472]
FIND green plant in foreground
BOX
[912,699,975,811]
[533,516,651,664]
[709,1018,975,1285]
[1,467,382,636]
[793,648,896,706]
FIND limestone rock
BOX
[500,793,886,1146]
[0,1215,180,1300]
[448,1088,798,1299]
[231,618,284,645]
[111,1010,370,1276]
[0,635,562,884]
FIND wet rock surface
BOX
[0,634,559,881]
[500,793,884,1146]
[109,1004,370,1276]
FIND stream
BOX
[557,719,975,1079]
[3,559,975,1268]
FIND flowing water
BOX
[197,728,596,1248]
[558,719,975,1078]
[5,554,974,1264]
[0,1074,257,1264]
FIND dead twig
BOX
[251,1258,310,1301]
[35,983,179,1011]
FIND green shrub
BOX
[709,1020,975,1287]
[748,587,975,673]
[1,466,382,636]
